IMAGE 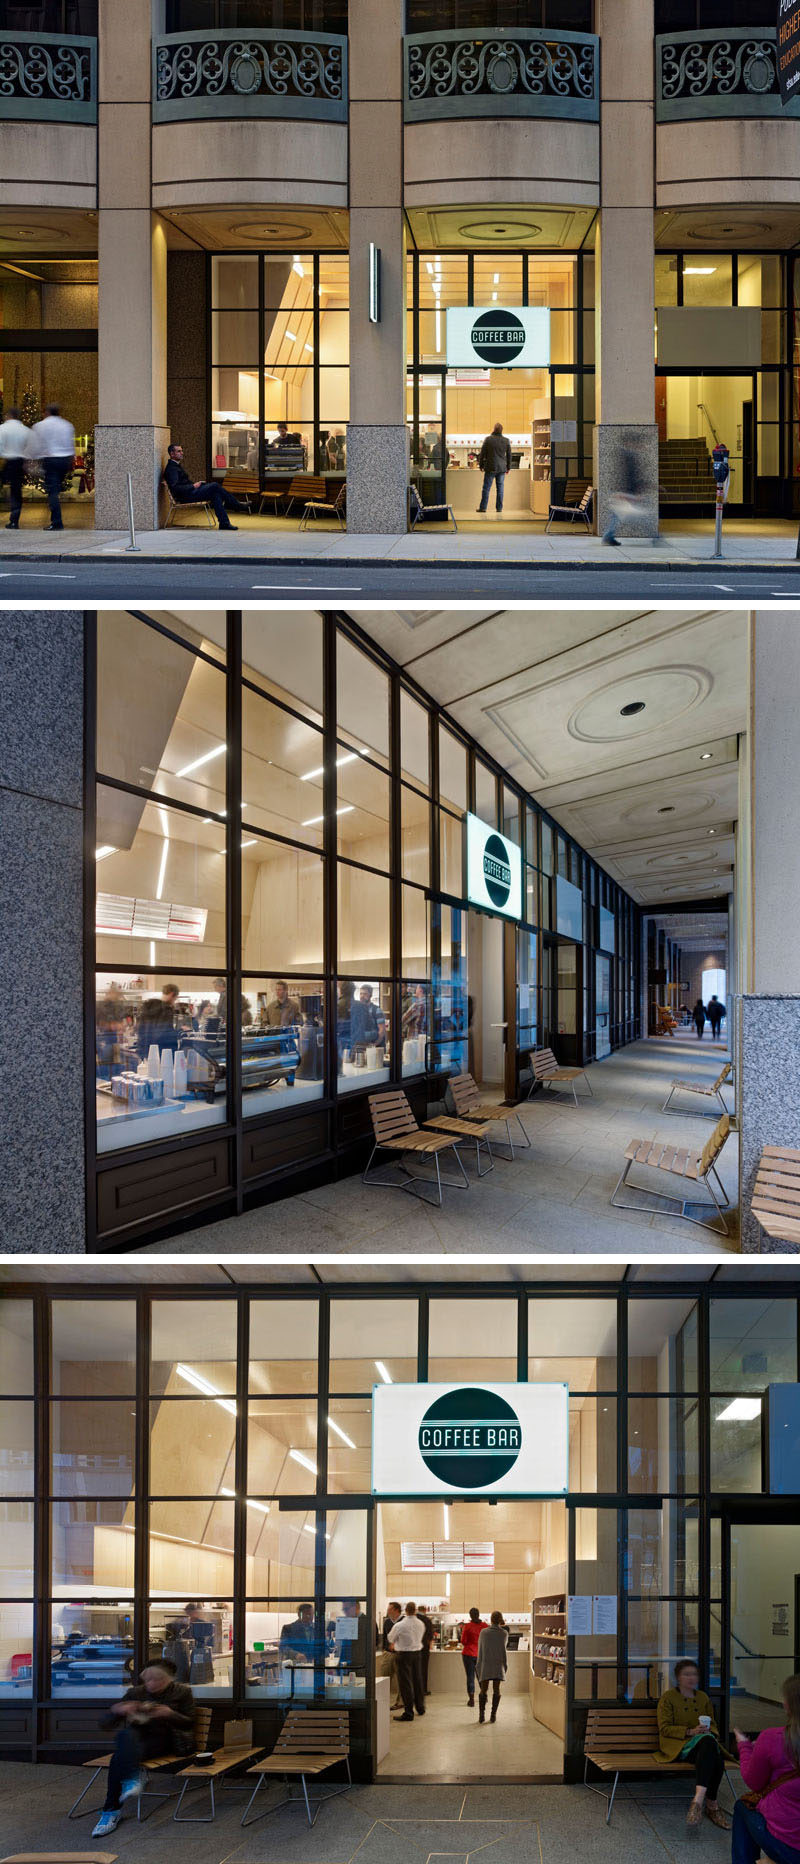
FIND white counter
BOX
[446,465,533,516]
[429,1648,529,1695]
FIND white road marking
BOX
[0,570,77,578]
[251,583,364,590]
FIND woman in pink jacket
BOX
[732,1675,800,1864]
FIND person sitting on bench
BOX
[163,443,248,530]
[657,1658,730,1833]
[91,1658,194,1838]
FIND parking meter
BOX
[711,443,730,557]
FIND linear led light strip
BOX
[716,1397,761,1421]
[301,748,369,782]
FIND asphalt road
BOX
[1,560,800,599]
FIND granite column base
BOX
[94,424,171,530]
[593,422,659,538]
[740,995,800,1252]
[346,424,409,534]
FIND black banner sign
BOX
[777,0,800,104]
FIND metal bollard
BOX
[125,471,140,553]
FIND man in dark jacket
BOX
[163,443,247,530]
[477,423,512,514]
[136,983,180,1059]
[92,1660,194,1836]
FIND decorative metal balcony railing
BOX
[152,29,347,123]
[656,28,800,120]
[403,28,599,124]
[0,32,96,122]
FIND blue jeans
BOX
[732,1799,800,1864]
[478,470,505,512]
[462,1653,477,1697]
[43,457,71,527]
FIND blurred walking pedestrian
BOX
[28,403,75,531]
[0,406,30,529]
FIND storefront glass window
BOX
[147,1598,233,1697]
[475,760,497,826]
[338,758,391,871]
[626,1502,700,1701]
[517,929,537,1052]
[95,971,229,1155]
[529,1298,617,1388]
[337,633,389,769]
[0,256,98,519]
[248,1399,319,1493]
[327,1403,372,1492]
[249,1301,318,1395]
[0,1501,34,1594]
[629,1298,698,1391]
[51,1501,134,1593]
[51,1402,135,1498]
[439,808,463,898]
[0,1601,33,1696]
[242,977,325,1112]
[401,785,429,889]
[51,1599,135,1696]
[401,979,429,1073]
[682,255,732,307]
[572,1505,618,1700]
[400,688,430,791]
[211,252,348,477]
[242,690,325,847]
[337,868,391,976]
[0,1403,34,1496]
[151,1299,238,1396]
[709,1297,797,1388]
[51,1300,136,1391]
[429,1297,517,1381]
[242,610,323,721]
[402,888,429,981]
[503,786,520,844]
[97,614,227,807]
[627,1397,700,1493]
[655,254,678,308]
[95,789,227,971]
[711,1405,762,1493]
[0,1302,33,1392]
[434,903,468,1072]
[245,838,325,974]
[439,725,468,814]
[329,1298,418,1391]
[336,977,390,1091]
[570,1397,616,1492]
[150,1406,236,1497]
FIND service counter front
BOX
[427,1647,530,1695]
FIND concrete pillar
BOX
[0,614,85,1252]
[593,0,658,538]
[346,0,409,533]
[740,615,800,1251]
[95,0,169,529]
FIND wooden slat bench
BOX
[529,1047,593,1108]
[545,484,593,532]
[173,1737,265,1824]
[300,481,345,530]
[364,1089,470,1206]
[583,1704,735,1824]
[163,485,214,527]
[241,1708,351,1829]
[751,1145,800,1250]
[662,1060,732,1117]
[611,1111,732,1237]
[68,1704,212,1823]
[424,1108,495,1177]
[222,470,259,512]
[445,1071,532,1160]
[285,473,326,516]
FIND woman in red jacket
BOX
[732,1675,800,1864]
[460,1608,487,1708]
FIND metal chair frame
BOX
[363,1137,470,1207]
[241,1756,353,1830]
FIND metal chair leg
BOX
[606,1771,620,1823]
[68,1763,106,1819]
[240,1774,265,1828]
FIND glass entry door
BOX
[728,1519,800,1733]
[595,954,611,1060]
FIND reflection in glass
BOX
[242,978,325,1113]
[401,980,429,1076]
[0,1303,33,1394]
[0,1601,33,1697]
[249,1302,319,1395]
[95,971,229,1155]
[51,1403,135,1499]
[149,1401,236,1497]
[51,1599,135,1697]
[329,1299,418,1391]
[0,1501,33,1595]
[0,1402,34,1496]
[709,1298,797,1390]
[627,1397,699,1493]
[529,1298,617,1388]
[337,977,390,1092]
[429,1298,517,1382]
[245,838,324,973]
[51,1500,134,1593]
[151,1300,238,1396]
[248,1399,319,1494]
[96,616,226,808]
[337,868,390,979]
[52,1301,136,1391]
[147,1598,233,1696]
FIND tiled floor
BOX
[378,1687,563,1778]
[142,1033,739,1256]
[0,1760,741,1863]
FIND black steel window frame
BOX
[404,2,595,31]
[86,610,640,1243]
[166,0,348,27]
[0,1,98,30]
[206,250,348,482]
[2,1276,797,1763]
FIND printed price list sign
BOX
[778,0,800,104]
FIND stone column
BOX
[739,614,800,1251]
[0,614,85,1251]
[94,0,169,529]
[593,0,658,538]
[346,0,408,533]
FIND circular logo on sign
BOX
[418,1387,522,1489]
[470,308,526,365]
[483,832,512,909]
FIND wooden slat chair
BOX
[444,1071,532,1161]
[241,1708,351,1829]
[173,1730,265,1824]
[655,1006,679,1037]
[528,1047,593,1108]
[424,1104,496,1178]
[364,1089,470,1207]
[662,1060,732,1117]
[545,484,594,532]
[68,1704,213,1823]
[300,481,346,530]
[286,473,326,516]
[163,485,214,527]
[751,1145,800,1250]
[410,496,458,532]
[583,1704,736,1824]
[611,1111,732,1237]
[222,470,259,512]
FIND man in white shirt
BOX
[387,1601,426,1721]
[27,403,76,531]
[0,407,29,529]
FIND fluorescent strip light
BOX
[156,810,170,903]
[300,749,368,782]
[443,1506,450,1541]
[241,838,258,849]
[220,1487,270,1515]
[716,1397,762,1422]
[445,1573,451,1597]
[304,343,313,352]
[285,330,298,342]
[176,743,226,779]
[301,805,354,828]
[328,1416,356,1450]
[149,941,156,968]
[375,1361,392,1385]
[95,845,116,862]
[493,272,499,284]
[289,1448,318,1475]
[684,266,716,275]
[293,258,304,276]
[302,1523,331,1540]
[175,1362,237,1417]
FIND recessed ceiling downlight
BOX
[657,806,675,815]
[620,701,646,717]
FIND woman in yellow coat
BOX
[657,1658,731,1831]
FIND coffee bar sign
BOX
[372,1383,569,1496]
[447,306,550,370]
[465,813,523,921]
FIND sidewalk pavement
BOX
[1,517,800,567]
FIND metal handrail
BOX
[152,28,347,123]
[0,30,96,122]
[404,26,600,123]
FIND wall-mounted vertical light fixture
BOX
[369,243,381,323]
